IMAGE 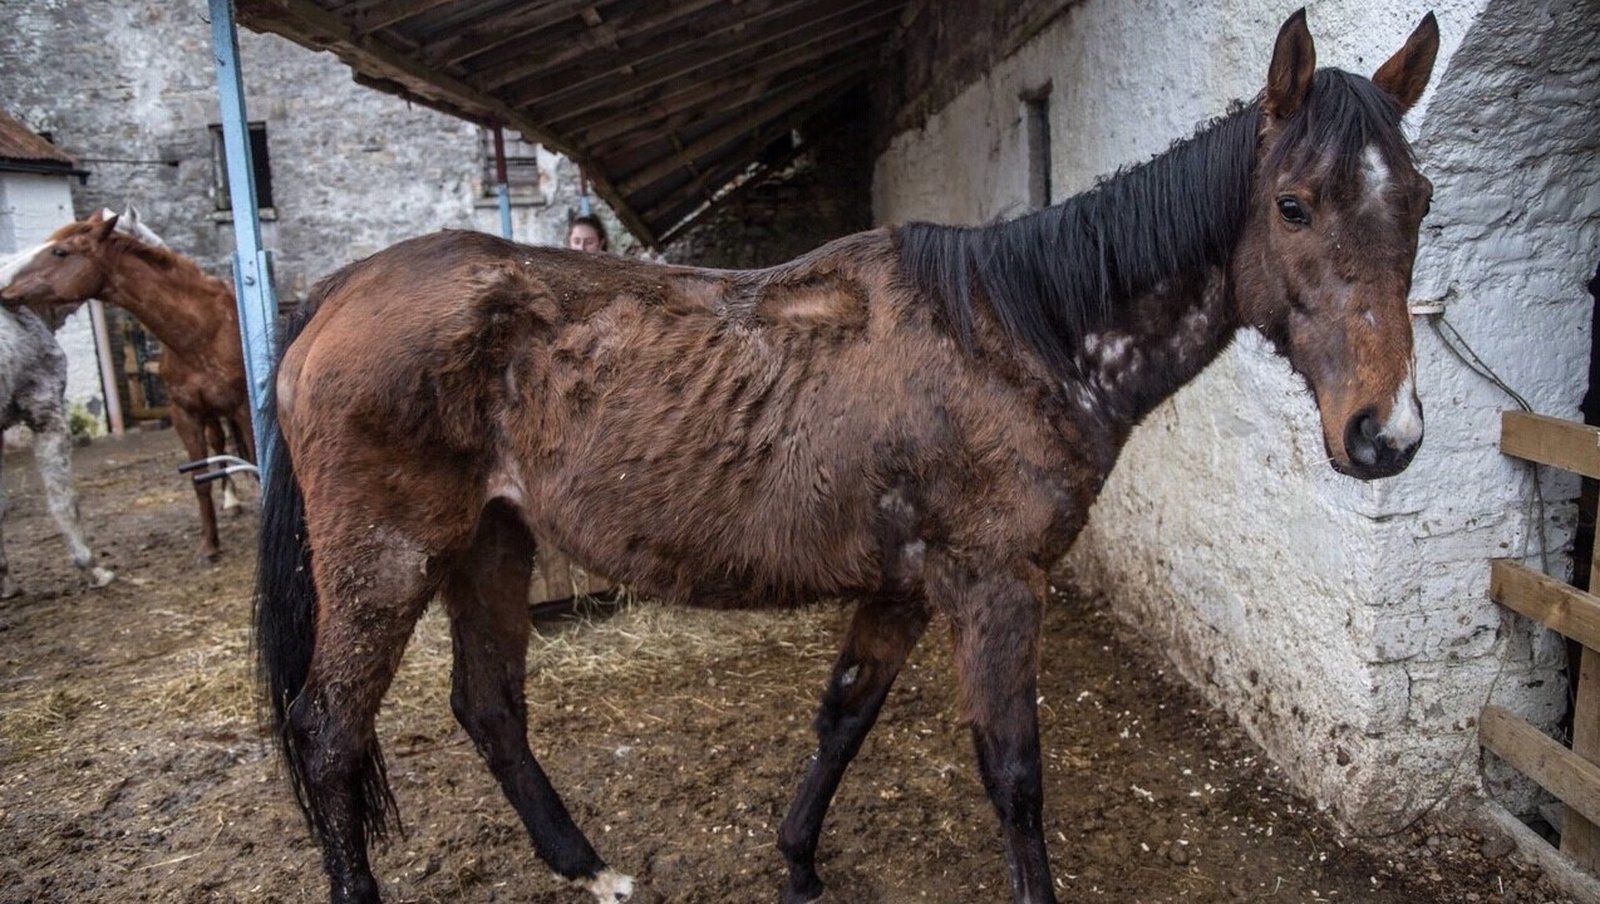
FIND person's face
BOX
[568,224,603,252]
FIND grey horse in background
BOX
[0,212,130,597]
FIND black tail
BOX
[253,284,399,844]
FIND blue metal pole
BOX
[208,0,279,481]
[492,124,514,239]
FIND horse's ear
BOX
[1264,8,1316,120]
[94,212,120,241]
[1373,12,1440,114]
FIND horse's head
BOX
[1233,9,1439,480]
[0,210,122,310]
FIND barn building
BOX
[4,0,1597,884]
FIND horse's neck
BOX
[100,251,230,353]
[1060,266,1238,437]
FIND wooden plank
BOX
[350,0,459,35]
[1490,559,1600,652]
[1481,705,1600,832]
[1567,645,1600,872]
[1502,410,1600,479]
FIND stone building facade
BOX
[0,0,628,419]
[873,0,1599,829]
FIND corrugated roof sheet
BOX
[0,108,79,170]
[236,0,913,247]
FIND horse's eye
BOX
[1277,196,1310,225]
[51,247,69,258]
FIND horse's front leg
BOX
[169,405,220,560]
[30,416,113,589]
[944,563,1057,904]
[778,593,929,904]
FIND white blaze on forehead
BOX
[0,242,52,290]
[1361,144,1391,205]
[1381,372,1423,448]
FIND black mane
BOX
[896,68,1408,377]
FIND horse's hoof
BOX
[782,877,825,904]
[581,869,634,902]
[0,576,20,599]
[88,566,115,589]
[196,549,221,564]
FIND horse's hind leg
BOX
[169,405,220,559]
[442,505,630,902]
[27,408,113,589]
[205,417,240,514]
[289,522,439,904]
[778,594,929,904]
[0,444,16,599]
[946,565,1057,904]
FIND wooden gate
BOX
[1484,410,1600,876]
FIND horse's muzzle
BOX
[1338,407,1422,480]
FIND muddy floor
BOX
[0,428,1570,902]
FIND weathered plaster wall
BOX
[873,0,1598,828]
[0,0,619,305]
[0,172,105,423]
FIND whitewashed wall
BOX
[874,0,1599,828]
[0,171,106,430]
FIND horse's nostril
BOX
[1360,415,1381,441]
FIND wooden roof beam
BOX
[569,19,891,147]
[348,0,460,36]
[509,0,885,114]
[423,0,607,68]
[461,0,730,84]
[633,78,860,227]
[503,0,878,109]
[655,138,812,246]
[618,61,872,195]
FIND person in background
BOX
[566,215,608,252]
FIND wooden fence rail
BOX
[1487,410,1600,874]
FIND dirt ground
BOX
[0,427,1572,903]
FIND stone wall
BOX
[872,0,1598,829]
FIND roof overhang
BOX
[236,0,913,247]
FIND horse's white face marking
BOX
[0,243,51,291]
[1361,145,1390,207]
[840,664,860,687]
[1381,372,1423,448]
[581,869,634,902]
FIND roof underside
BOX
[236,0,913,247]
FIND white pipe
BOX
[87,299,123,437]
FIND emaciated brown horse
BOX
[0,211,256,560]
[257,11,1438,904]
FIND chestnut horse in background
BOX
[257,12,1438,904]
[0,211,255,560]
